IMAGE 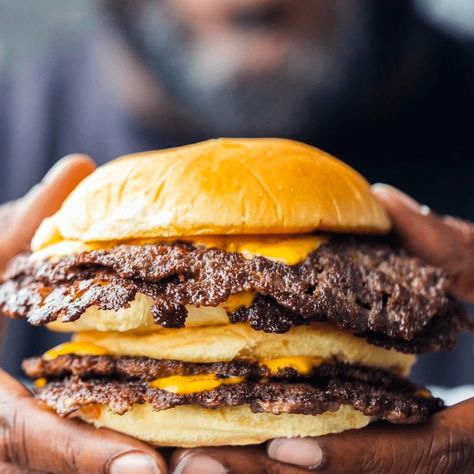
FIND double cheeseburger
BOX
[0,138,469,447]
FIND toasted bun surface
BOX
[32,138,390,250]
[79,403,371,447]
[72,322,415,376]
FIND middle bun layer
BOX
[71,323,415,376]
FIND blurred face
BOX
[108,0,370,136]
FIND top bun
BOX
[32,138,390,250]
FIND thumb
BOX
[0,154,96,272]
[0,370,166,474]
[7,154,96,250]
[372,183,474,302]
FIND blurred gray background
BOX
[0,0,94,70]
[1,0,473,73]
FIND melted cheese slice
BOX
[149,374,243,394]
[34,234,328,266]
[43,342,109,360]
[221,292,256,313]
[190,235,327,265]
[34,378,47,388]
[415,389,433,399]
[262,356,326,375]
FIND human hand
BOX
[0,155,167,474]
[168,397,473,474]
[170,184,474,474]
[371,183,474,303]
[0,368,167,474]
[0,154,95,273]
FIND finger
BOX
[170,446,307,474]
[372,183,474,302]
[0,370,166,474]
[0,463,46,474]
[268,400,474,474]
[5,154,96,253]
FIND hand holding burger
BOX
[0,155,166,474]
[0,140,473,474]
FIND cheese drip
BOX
[415,389,432,399]
[34,234,328,266]
[222,292,256,313]
[191,235,327,265]
[150,374,244,394]
[34,378,47,388]
[43,342,109,360]
[262,356,326,375]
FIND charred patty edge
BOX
[1,237,469,353]
[23,354,413,384]
[35,375,444,424]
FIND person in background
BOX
[0,0,473,472]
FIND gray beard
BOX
[125,1,372,137]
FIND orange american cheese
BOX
[222,292,256,313]
[149,374,244,394]
[36,235,328,266]
[262,356,327,375]
[43,342,109,360]
[191,235,327,265]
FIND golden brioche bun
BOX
[79,403,372,447]
[72,322,415,376]
[32,138,390,250]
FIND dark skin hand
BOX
[170,184,474,474]
[1,164,474,473]
[0,156,166,474]
[0,156,97,274]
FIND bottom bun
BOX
[79,403,372,447]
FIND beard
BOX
[106,1,374,138]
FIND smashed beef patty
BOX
[23,354,414,383]
[1,237,468,351]
[35,375,443,424]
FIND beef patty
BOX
[1,237,469,352]
[35,375,443,424]
[26,354,442,424]
[23,354,413,383]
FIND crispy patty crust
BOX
[23,354,413,383]
[35,375,443,424]
[1,237,468,352]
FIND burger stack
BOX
[0,139,468,447]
